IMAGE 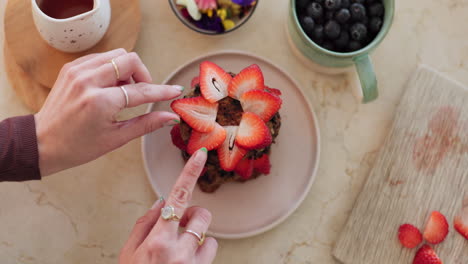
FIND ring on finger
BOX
[119,86,129,108]
[161,205,181,222]
[110,58,120,81]
[184,229,206,246]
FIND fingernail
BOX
[200,147,208,153]
[151,196,165,209]
[164,119,180,127]
[172,85,185,92]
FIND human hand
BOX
[119,148,218,264]
[35,49,182,176]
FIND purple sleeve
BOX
[0,115,41,181]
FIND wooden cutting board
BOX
[333,66,468,264]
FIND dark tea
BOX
[37,0,94,19]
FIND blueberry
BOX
[314,0,325,4]
[341,0,350,8]
[307,2,324,20]
[297,0,311,9]
[325,11,335,20]
[351,0,365,3]
[312,24,324,40]
[350,22,367,41]
[334,31,349,50]
[324,0,342,10]
[348,40,362,51]
[335,8,351,23]
[368,3,384,17]
[301,16,315,33]
[350,3,366,21]
[369,16,382,33]
[324,20,341,39]
[322,41,335,51]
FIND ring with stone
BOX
[161,205,180,222]
[185,229,206,246]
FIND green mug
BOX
[287,0,394,103]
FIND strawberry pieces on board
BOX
[413,245,442,264]
[171,96,218,133]
[228,64,264,99]
[398,224,423,249]
[423,211,449,244]
[199,61,232,103]
[454,197,468,240]
[240,89,282,122]
[187,123,226,155]
[217,126,247,171]
[236,112,272,150]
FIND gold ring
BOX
[185,229,206,246]
[110,58,120,81]
[161,205,180,222]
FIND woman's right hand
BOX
[119,148,218,264]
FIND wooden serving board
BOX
[333,66,468,264]
[4,0,141,88]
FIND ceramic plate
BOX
[142,50,320,239]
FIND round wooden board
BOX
[4,0,141,88]
[4,45,49,113]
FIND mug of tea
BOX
[287,0,394,103]
[31,0,111,53]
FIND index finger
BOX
[156,148,208,232]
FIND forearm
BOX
[0,115,41,181]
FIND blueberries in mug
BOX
[301,16,316,33]
[369,16,382,33]
[325,11,335,20]
[350,22,367,41]
[307,2,324,20]
[341,0,350,8]
[350,3,366,21]
[368,3,384,17]
[324,0,342,10]
[334,31,350,50]
[324,20,341,39]
[348,40,362,51]
[335,8,351,23]
[312,24,325,40]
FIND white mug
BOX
[31,0,111,53]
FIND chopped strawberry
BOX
[264,86,282,97]
[423,211,449,244]
[228,64,264,99]
[217,126,248,171]
[171,96,218,133]
[170,124,186,151]
[187,123,226,155]
[240,90,282,121]
[199,61,232,103]
[191,76,200,89]
[454,197,468,240]
[398,224,422,249]
[234,158,254,180]
[253,154,271,174]
[413,245,442,264]
[236,112,272,150]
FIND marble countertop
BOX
[1,0,468,263]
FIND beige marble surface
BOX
[1,0,468,263]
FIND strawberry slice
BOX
[264,86,282,97]
[423,211,449,244]
[253,154,271,174]
[171,96,218,133]
[413,245,442,264]
[170,124,187,151]
[228,64,264,99]
[217,126,247,171]
[236,112,272,150]
[187,123,226,155]
[191,76,200,89]
[199,61,232,103]
[240,90,282,121]
[234,158,254,180]
[398,224,423,249]
[454,197,468,240]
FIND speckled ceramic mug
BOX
[31,0,111,53]
[287,0,394,103]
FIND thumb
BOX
[116,111,180,142]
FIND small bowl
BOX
[169,0,259,35]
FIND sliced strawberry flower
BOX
[454,196,468,240]
[423,211,449,244]
[253,154,271,174]
[240,89,282,121]
[228,64,264,99]
[236,112,272,150]
[217,126,247,171]
[170,124,187,151]
[171,96,218,133]
[398,224,422,249]
[199,61,232,103]
[187,123,226,155]
[234,158,254,180]
[264,86,282,97]
[413,245,442,264]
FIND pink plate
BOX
[142,50,320,239]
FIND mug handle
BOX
[353,55,378,103]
